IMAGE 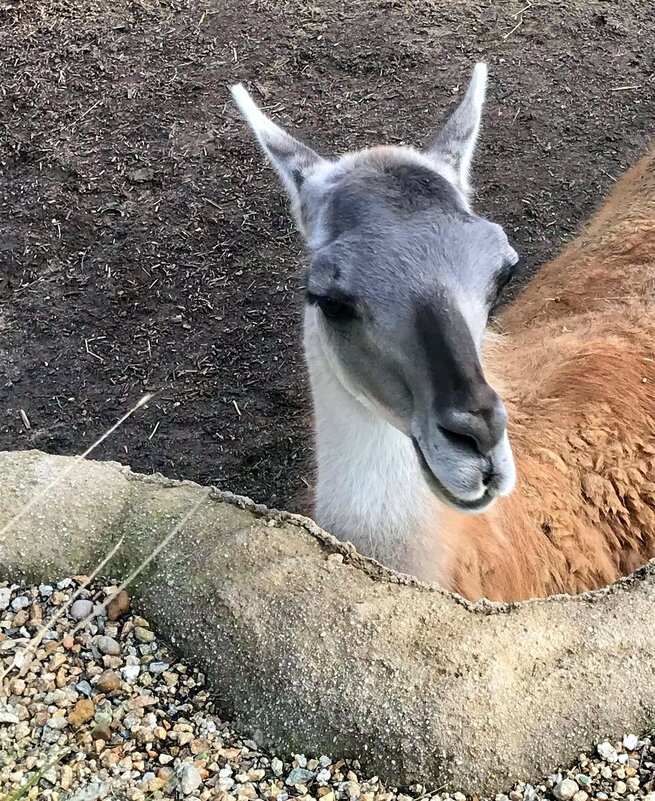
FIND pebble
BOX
[69,699,95,727]
[93,635,121,655]
[92,724,112,741]
[96,669,121,693]
[10,596,30,612]
[76,680,93,697]
[46,715,68,730]
[121,663,140,681]
[0,708,20,725]
[554,779,579,800]
[0,587,11,610]
[107,589,130,621]
[597,742,619,763]
[134,625,155,643]
[287,767,316,786]
[623,734,640,751]
[70,598,94,621]
[177,763,202,794]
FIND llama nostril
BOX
[437,401,507,456]
[437,425,479,453]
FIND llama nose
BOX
[436,393,507,456]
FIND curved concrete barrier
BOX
[0,449,653,793]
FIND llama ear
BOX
[425,63,487,196]
[231,84,325,230]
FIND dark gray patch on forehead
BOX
[376,162,466,212]
[324,158,468,240]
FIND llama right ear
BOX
[424,63,488,197]
[231,84,325,232]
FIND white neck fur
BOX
[304,315,448,583]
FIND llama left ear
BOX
[425,63,488,196]
[231,83,326,234]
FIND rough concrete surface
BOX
[0,448,653,794]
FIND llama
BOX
[231,66,655,602]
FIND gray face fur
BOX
[232,64,519,513]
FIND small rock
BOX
[0,708,20,725]
[70,599,94,621]
[134,625,155,643]
[0,587,11,610]
[576,775,591,787]
[46,715,68,730]
[93,635,121,656]
[553,779,580,801]
[76,680,93,697]
[149,661,169,674]
[121,664,140,681]
[248,769,266,782]
[143,777,167,793]
[12,609,29,628]
[91,724,112,741]
[614,781,627,795]
[623,734,639,751]
[177,763,202,794]
[272,758,284,776]
[96,669,121,693]
[107,589,130,621]
[39,584,54,598]
[286,768,315,786]
[597,741,619,763]
[69,699,95,727]
[572,792,588,801]
[317,769,332,783]
[11,596,30,612]
[69,784,102,801]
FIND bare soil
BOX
[0,0,653,510]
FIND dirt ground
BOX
[0,0,653,511]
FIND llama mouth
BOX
[412,440,495,513]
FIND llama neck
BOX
[305,332,447,582]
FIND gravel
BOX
[1,579,654,800]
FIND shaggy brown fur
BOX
[443,145,655,601]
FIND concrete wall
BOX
[0,449,654,793]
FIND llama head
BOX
[232,64,519,513]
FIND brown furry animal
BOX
[447,145,655,600]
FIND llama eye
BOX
[492,264,516,300]
[307,292,356,322]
